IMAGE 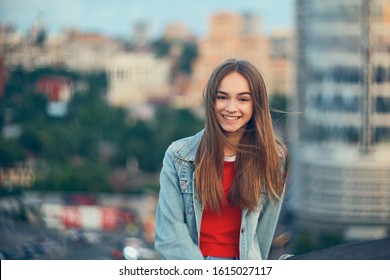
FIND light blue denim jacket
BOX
[154,130,284,260]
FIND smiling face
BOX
[215,71,254,144]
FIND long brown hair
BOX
[195,59,289,213]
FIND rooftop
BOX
[289,238,390,260]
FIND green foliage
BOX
[19,130,43,154]
[290,227,344,255]
[290,229,317,255]
[18,93,48,124]
[179,41,198,74]
[32,161,111,193]
[1,67,204,193]
[0,138,25,166]
[152,37,198,75]
[152,38,172,58]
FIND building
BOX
[0,27,123,72]
[291,0,390,242]
[269,30,295,97]
[36,76,73,102]
[188,11,271,108]
[36,76,73,117]
[106,52,171,108]
[60,29,123,72]
[188,11,294,109]
[0,160,37,188]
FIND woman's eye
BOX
[217,95,227,100]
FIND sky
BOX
[0,0,294,39]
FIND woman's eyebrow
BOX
[217,90,252,95]
[216,90,228,94]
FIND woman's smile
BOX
[222,115,242,121]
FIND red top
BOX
[199,160,242,258]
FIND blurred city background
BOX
[0,0,389,260]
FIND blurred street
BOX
[0,191,160,260]
[0,217,159,260]
[0,219,158,260]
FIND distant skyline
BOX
[0,0,294,38]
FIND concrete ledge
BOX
[289,238,390,260]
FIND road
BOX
[0,218,158,260]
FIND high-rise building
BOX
[188,11,271,107]
[291,0,390,241]
[187,11,294,110]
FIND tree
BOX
[179,41,198,74]
[0,139,25,166]
[2,66,205,193]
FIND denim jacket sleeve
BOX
[239,190,284,260]
[255,156,287,259]
[255,192,284,260]
[154,144,204,260]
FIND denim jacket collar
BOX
[173,129,204,162]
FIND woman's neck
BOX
[223,138,239,157]
[223,130,244,157]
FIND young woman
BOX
[154,59,289,260]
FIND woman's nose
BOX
[226,100,237,113]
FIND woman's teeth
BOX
[224,116,239,120]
